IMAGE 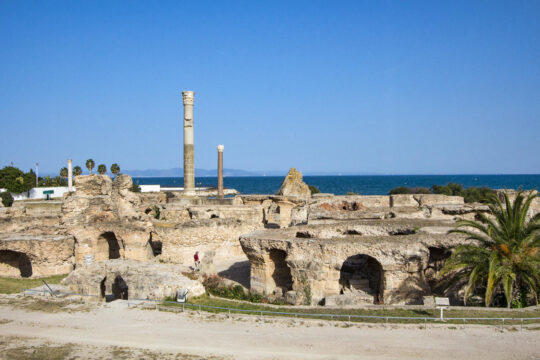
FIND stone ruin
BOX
[0,168,539,306]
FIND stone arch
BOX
[424,247,452,294]
[0,250,33,278]
[339,254,384,304]
[112,275,129,300]
[96,232,122,260]
[268,249,293,293]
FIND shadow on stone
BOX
[218,260,251,288]
[0,250,33,278]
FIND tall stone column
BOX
[217,145,224,198]
[182,91,195,196]
[67,159,73,191]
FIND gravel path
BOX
[0,299,538,359]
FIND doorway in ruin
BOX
[339,254,384,304]
[268,249,293,293]
[112,275,129,300]
[424,247,452,294]
[96,232,122,260]
[0,250,33,278]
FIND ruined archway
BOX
[268,249,293,293]
[96,232,122,260]
[112,275,129,300]
[424,247,452,294]
[339,254,384,304]
[0,250,33,278]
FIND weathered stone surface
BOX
[62,259,205,300]
[152,218,260,264]
[413,194,464,206]
[62,175,153,265]
[0,234,74,277]
[390,195,419,207]
[276,168,311,200]
[240,219,469,306]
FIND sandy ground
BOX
[0,297,539,360]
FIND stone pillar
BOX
[67,159,73,191]
[217,145,224,199]
[182,91,195,196]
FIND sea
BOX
[133,175,540,196]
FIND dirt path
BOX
[0,300,538,360]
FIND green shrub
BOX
[346,191,359,195]
[0,191,13,207]
[130,183,141,193]
[388,186,411,195]
[202,275,263,302]
[388,186,430,195]
[308,185,320,195]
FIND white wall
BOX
[140,184,160,193]
[29,187,73,199]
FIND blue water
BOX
[133,175,540,196]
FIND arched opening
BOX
[339,254,384,304]
[268,249,293,293]
[424,247,452,294]
[112,275,129,300]
[0,250,33,278]
[96,232,122,260]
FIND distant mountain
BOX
[124,167,262,177]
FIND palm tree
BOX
[86,159,95,174]
[73,166,82,176]
[110,163,120,177]
[97,164,107,175]
[59,167,68,180]
[440,190,540,307]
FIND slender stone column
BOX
[182,91,195,196]
[217,145,224,198]
[67,159,73,191]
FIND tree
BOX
[110,163,120,177]
[73,166,82,176]
[60,167,68,180]
[86,159,95,174]
[97,164,107,175]
[440,190,540,307]
[0,166,34,194]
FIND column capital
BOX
[182,91,195,105]
[217,145,224,152]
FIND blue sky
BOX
[1,0,539,175]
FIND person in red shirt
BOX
[194,251,200,271]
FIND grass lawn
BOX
[162,294,540,326]
[0,275,68,294]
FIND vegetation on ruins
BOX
[388,183,496,203]
[441,190,540,308]
[202,275,264,302]
[308,185,320,195]
[73,166,82,176]
[85,159,95,174]
[97,164,107,175]
[388,186,431,195]
[0,191,14,207]
[130,182,141,193]
[0,166,35,194]
[110,163,120,177]
[59,167,68,180]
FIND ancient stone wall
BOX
[0,234,74,277]
[240,219,470,306]
[152,218,261,264]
